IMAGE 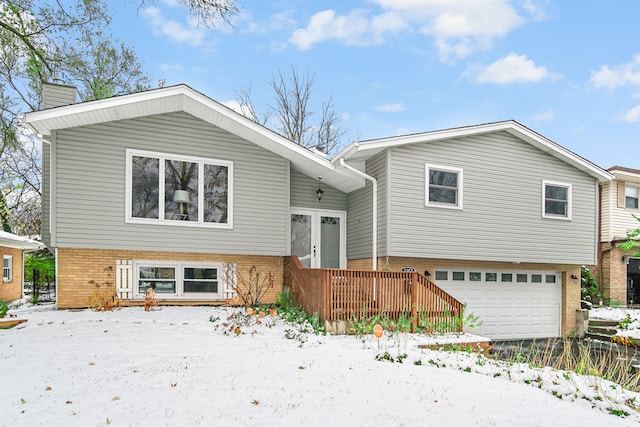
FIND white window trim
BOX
[425,164,464,210]
[3,255,12,282]
[542,180,572,220]
[133,261,225,301]
[626,183,640,210]
[125,149,233,229]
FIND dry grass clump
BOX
[495,338,640,392]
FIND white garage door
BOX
[434,269,562,340]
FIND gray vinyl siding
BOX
[290,167,347,211]
[387,131,599,265]
[42,83,77,109]
[346,151,388,259]
[51,112,289,255]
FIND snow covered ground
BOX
[1,304,639,426]
[591,306,640,341]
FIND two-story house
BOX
[596,166,640,305]
[23,82,611,339]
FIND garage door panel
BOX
[437,270,561,339]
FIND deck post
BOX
[411,273,418,330]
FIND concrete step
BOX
[588,325,618,336]
[589,318,620,328]
[585,332,614,342]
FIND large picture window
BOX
[543,181,572,220]
[425,164,463,209]
[127,150,232,227]
[135,262,223,300]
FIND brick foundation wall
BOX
[348,256,580,337]
[598,242,638,305]
[0,247,24,303]
[57,248,284,309]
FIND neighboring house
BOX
[595,166,640,305]
[0,231,44,302]
[24,82,611,339]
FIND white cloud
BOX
[531,109,555,122]
[141,6,207,46]
[159,63,184,73]
[375,103,404,112]
[590,54,640,90]
[521,0,552,21]
[475,53,562,84]
[243,10,297,34]
[289,0,526,60]
[289,9,382,50]
[624,104,640,122]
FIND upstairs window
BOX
[425,164,463,209]
[543,181,572,220]
[626,185,639,209]
[127,150,233,228]
[3,255,11,282]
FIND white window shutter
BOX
[116,260,133,300]
[223,262,238,300]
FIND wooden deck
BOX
[285,257,463,334]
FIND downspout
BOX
[38,135,57,307]
[339,158,377,270]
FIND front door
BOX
[290,208,346,268]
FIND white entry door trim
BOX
[290,208,346,269]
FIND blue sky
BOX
[109,0,640,169]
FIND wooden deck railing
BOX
[285,256,464,333]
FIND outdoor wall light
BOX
[316,176,324,201]
[571,274,579,284]
[424,270,431,279]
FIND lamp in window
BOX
[174,190,189,220]
[316,177,324,201]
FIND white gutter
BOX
[339,158,377,270]
[39,135,53,248]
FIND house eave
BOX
[23,84,365,193]
[335,120,613,183]
[0,231,44,250]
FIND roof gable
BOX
[335,120,612,183]
[23,84,364,193]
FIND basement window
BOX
[134,262,223,300]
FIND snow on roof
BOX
[0,231,45,250]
